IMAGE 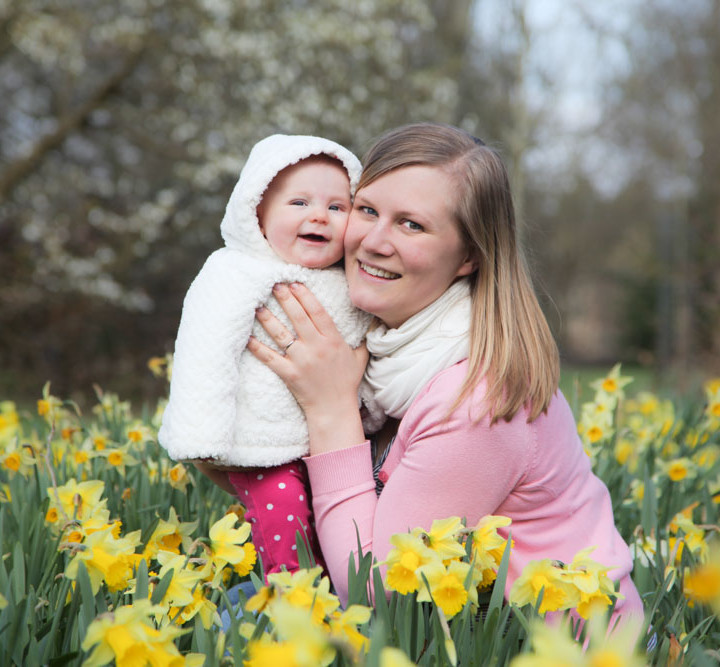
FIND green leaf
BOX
[640,468,658,537]
[135,558,149,601]
[76,561,97,630]
[151,567,174,605]
[11,541,26,601]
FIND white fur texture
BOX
[158,135,382,466]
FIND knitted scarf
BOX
[364,279,471,419]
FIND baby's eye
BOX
[402,219,423,232]
[290,200,307,206]
[329,204,343,212]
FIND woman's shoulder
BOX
[406,360,574,432]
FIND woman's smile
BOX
[357,261,401,280]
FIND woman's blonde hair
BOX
[359,122,559,423]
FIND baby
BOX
[158,134,381,574]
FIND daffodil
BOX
[65,525,142,594]
[168,462,193,492]
[564,547,620,619]
[101,445,140,476]
[126,421,152,445]
[0,401,19,442]
[509,559,579,614]
[590,363,633,402]
[416,559,475,617]
[0,442,35,477]
[82,599,187,667]
[144,506,198,559]
[412,516,466,562]
[263,599,336,666]
[382,532,439,594]
[37,381,63,422]
[328,605,371,654]
[684,546,720,613]
[663,457,696,482]
[267,566,339,625]
[471,515,512,587]
[510,620,585,666]
[245,636,302,667]
[207,512,255,586]
[379,647,416,667]
[168,582,220,629]
[154,551,205,609]
[46,478,107,525]
[148,354,173,380]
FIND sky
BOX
[472,0,638,194]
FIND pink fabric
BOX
[227,462,325,577]
[305,360,644,625]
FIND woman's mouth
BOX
[358,261,400,280]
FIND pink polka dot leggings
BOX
[227,461,326,578]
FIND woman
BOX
[246,123,643,621]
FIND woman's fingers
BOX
[255,305,296,352]
[273,282,340,339]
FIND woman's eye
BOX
[358,205,378,216]
[402,219,423,232]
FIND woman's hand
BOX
[247,282,368,454]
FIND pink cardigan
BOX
[305,360,643,620]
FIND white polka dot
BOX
[299,494,304,501]
[274,535,281,541]
[287,514,294,521]
[244,490,249,496]
[259,547,264,552]
[266,503,274,510]
[278,482,286,489]
[291,545,297,551]
[251,518,257,523]
[257,474,264,480]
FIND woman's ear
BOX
[455,253,479,278]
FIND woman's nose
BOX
[360,220,393,256]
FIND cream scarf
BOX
[364,279,471,419]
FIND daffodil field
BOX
[1,362,720,666]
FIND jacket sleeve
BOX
[158,249,262,461]
[304,372,529,606]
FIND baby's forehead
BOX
[263,155,351,195]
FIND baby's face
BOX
[257,157,351,268]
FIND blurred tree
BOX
[0,0,473,403]
[592,0,720,374]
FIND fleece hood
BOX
[219,134,362,261]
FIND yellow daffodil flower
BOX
[382,532,439,595]
[208,512,255,586]
[328,605,371,654]
[412,516,466,562]
[65,525,142,594]
[471,515,512,587]
[144,506,198,559]
[509,559,579,614]
[267,566,339,625]
[416,559,475,618]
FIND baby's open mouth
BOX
[299,234,328,243]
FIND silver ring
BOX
[282,338,296,355]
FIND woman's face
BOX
[344,165,477,328]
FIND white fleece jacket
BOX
[158,135,382,467]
